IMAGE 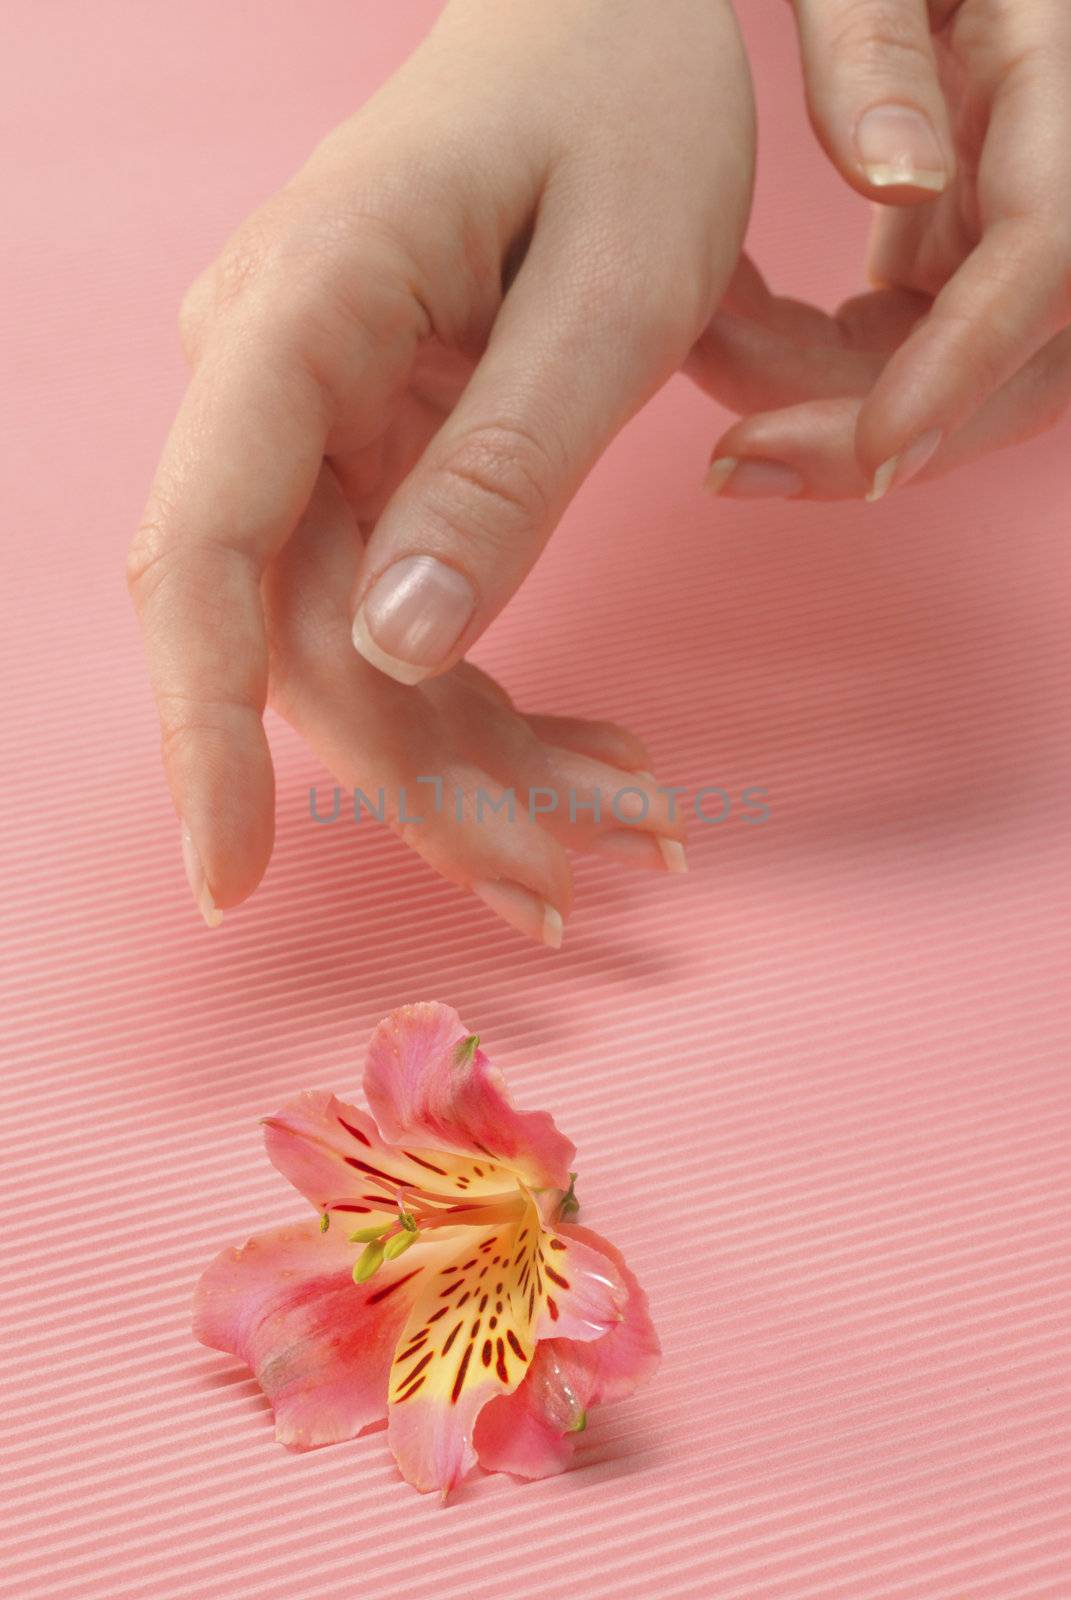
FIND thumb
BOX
[349,228,692,687]
[792,0,955,201]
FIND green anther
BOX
[348,1224,388,1243]
[383,1229,418,1261]
[319,1212,330,1233]
[399,1208,418,1233]
[453,1034,480,1067]
[559,1172,580,1219]
[352,1240,385,1283]
[569,1411,588,1434]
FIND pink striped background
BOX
[2,3,1068,1596]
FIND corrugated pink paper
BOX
[1,4,1068,1597]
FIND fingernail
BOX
[352,555,476,686]
[866,427,942,502]
[181,824,222,928]
[705,457,805,498]
[855,105,948,193]
[658,838,688,874]
[592,830,688,873]
[471,880,563,947]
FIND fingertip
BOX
[168,716,276,918]
[180,823,223,928]
[864,426,943,502]
[351,555,477,685]
[471,879,566,949]
[351,609,431,687]
[705,455,805,499]
[522,713,651,775]
[848,101,954,206]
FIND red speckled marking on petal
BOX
[451,1343,474,1403]
[336,1116,371,1147]
[367,1268,423,1306]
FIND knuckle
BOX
[206,216,281,315]
[155,692,253,767]
[194,198,428,415]
[430,421,561,542]
[126,512,173,605]
[127,510,252,631]
[210,198,420,326]
[198,208,352,342]
[826,1,933,72]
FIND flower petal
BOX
[363,1003,575,1191]
[194,1217,437,1450]
[529,1223,628,1344]
[474,1224,660,1480]
[263,1088,520,1219]
[383,1208,626,1493]
[384,1207,540,1493]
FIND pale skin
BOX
[129,0,1071,945]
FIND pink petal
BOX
[388,1381,502,1497]
[469,1354,578,1480]
[474,1224,660,1480]
[548,1225,661,1403]
[363,1002,575,1191]
[384,1202,545,1494]
[530,1224,629,1344]
[262,1088,514,1217]
[193,1217,433,1450]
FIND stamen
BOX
[352,1240,385,1283]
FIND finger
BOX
[533,751,688,874]
[688,282,925,419]
[718,252,929,354]
[792,0,954,200]
[524,713,651,775]
[130,230,422,920]
[450,660,515,711]
[523,714,692,871]
[857,37,1071,495]
[265,469,574,948]
[708,397,869,501]
[128,337,329,922]
[705,323,1071,500]
[348,223,699,687]
[690,306,882,417]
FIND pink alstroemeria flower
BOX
[194,1002,659,1495]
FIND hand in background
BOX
[696,0,1071,499]
[128,0,753,939]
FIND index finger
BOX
[128,323,330,921]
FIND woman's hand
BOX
[695,0,1071,499]
[128,0,753,937]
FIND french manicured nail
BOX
[592,830,688,873]
[855,105,948,193]
[866,427,943,502]
[705,457,805,498]
[471,879,563,948]
[181,824,222,928]
[352,555,476,686]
